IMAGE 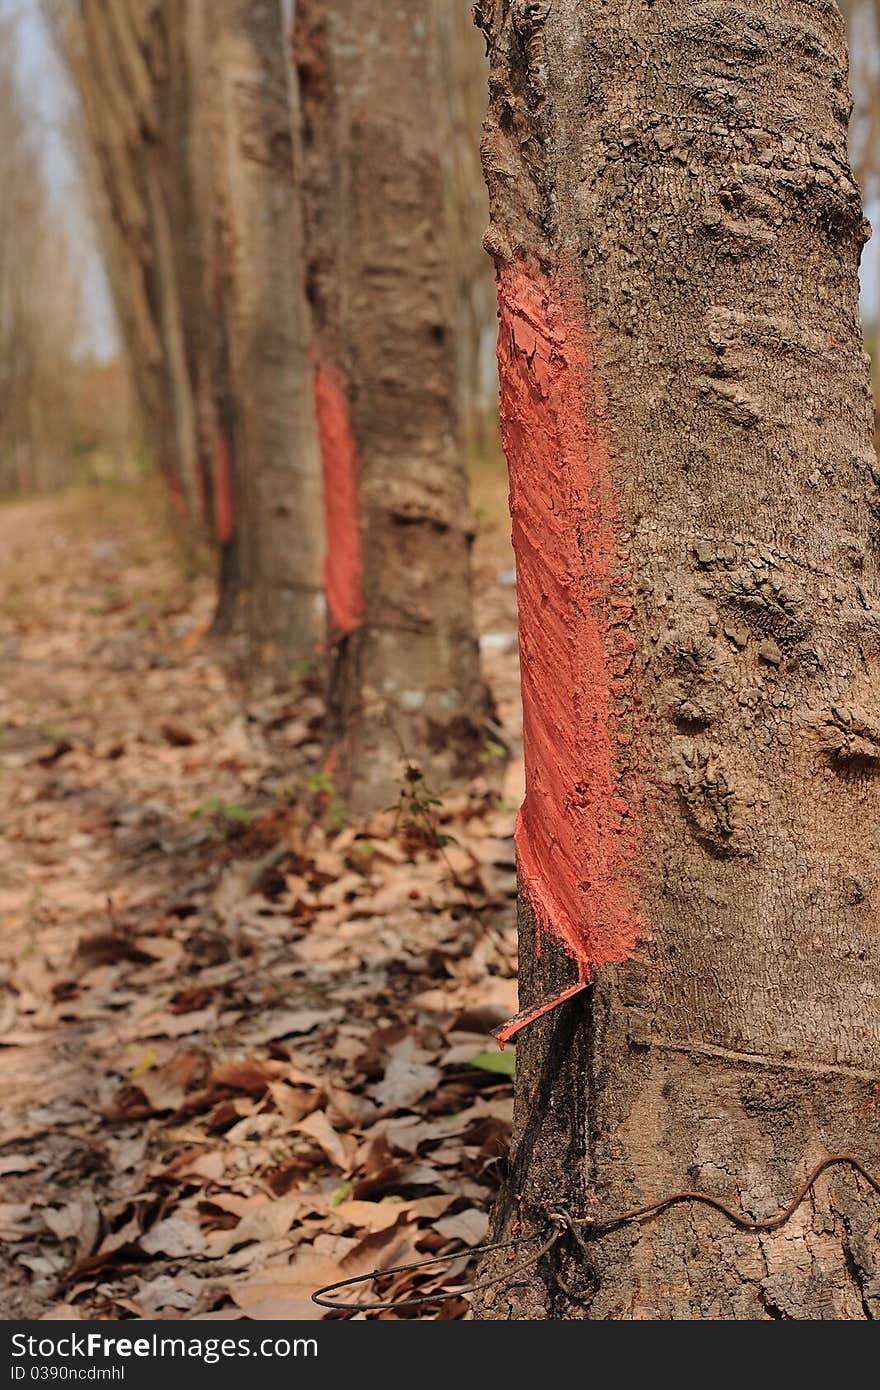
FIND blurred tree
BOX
[205,0,324,666]
[46,0,203,525]
[49,0,324,672]
[431,0,497,451]
[839,0,880,205]
[474,0,880,1319]
[295,0,494,811]
[0,18,85,493]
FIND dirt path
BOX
[0,483,521,1319]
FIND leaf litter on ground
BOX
[0,483,522,1320]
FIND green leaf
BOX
[130,1046,157,1078]
[191,797,253,824]
[480,739,507,764]
[468,1049,516,1076]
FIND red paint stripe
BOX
[497,263,642,976]
[212,432,235,546]
[313,361,364,636]
[493,974,589,1048]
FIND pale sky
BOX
[4,0,118,359]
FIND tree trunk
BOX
[161,0,219,536]
[58,0,324,671]
[55,0,203,531]
[207,0,324,671]
[474,0,880,1319]
[295,0,492,812]
[431,0,498,453]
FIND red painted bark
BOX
[498,263,642,982]
[212,431,235,547]
[313,362,364,637]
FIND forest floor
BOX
[0,464,523,1320]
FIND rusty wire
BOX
[311,1222,564,1312]
[569,1152,880,1237]
[311,1152,880,1313]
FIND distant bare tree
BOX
[0,18,84,494]
[431,0,497,450]
[840,0,880,207]
[49,0,324,671]
[45,0,203,524]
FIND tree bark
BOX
[838,0,880,205]
[431,0,498,451]
[56,0,324,671]
[207,0,324,670]
[295,0,492,812]
[70,0,203,528]
[161,0,219,539]
[474,0,880,1319]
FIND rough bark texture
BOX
[58,0,324,671]
[475,0,880,1319]
[207,0,325,669]
[162,0,220,546]
[295,0,492,811]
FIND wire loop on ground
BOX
[311,1152,880,1313]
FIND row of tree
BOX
[37,0,880,1317]
[45,0,495,813]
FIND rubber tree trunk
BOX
[431,0,498,452]
[59,0,323,668]
[208,0,324,671]
[161,0,225,554]
[474,0,880,1320]
[63,0,203,531]
[295,0,492,812]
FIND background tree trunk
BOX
[431,0,498,453]
[839,0,880,202]
[162,0,221,550]
[295,0,492,811]
[0,17,90,493]
[53,0,324,672]
[474,0,880,1319]
[207,0,324,670]
[60,0,204,528]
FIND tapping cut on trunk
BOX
[498,262,643,988]
[296,0,493,810]
[474,0,880,1320]
[212,432,235,549]
[313,361,364,639]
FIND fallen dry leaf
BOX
[140,1214,207,1259]
[434,1208,490,1247]
[295,1110,356,1171]
[0,486,517,1320]
[207,1196,301,1257]
[374,1056,443,1112]
[229,1223,418,1319]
